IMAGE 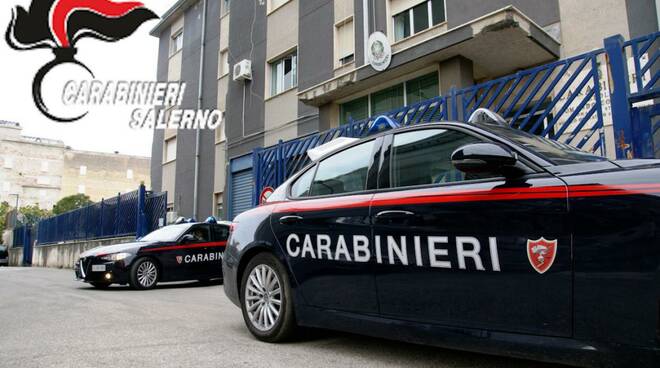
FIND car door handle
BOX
[374,210,416,220]
[279,215,303,225]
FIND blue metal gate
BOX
[248,31,659,208]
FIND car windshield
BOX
[483,125,608,165]
[139,224,190,242]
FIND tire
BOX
[240,253,296,342]
[129,258,159,290]
[90,282,111,289]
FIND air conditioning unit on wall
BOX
[233,59,252,81]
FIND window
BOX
[340,72,438,124]
[371,84,404,115]
[215,192,224,218]
[290,167,315,198]
[393,12,410,41]
[216,112,226,142]
[484,125,607,165]
[171,31,183,55]
[41,161,49,173]
[3,157,13,169]
[269,0,289,12]
[393,0,446,42]
[406,72,439,104]
[335,18,355,67]
[37,176,49,185]
[39,190,46,198]
[126,169,134,179]
[79,165,87,176]
[212,224,229,241]
[219,49,229,76]
[340,96,369,124]
[78,184,86,194]
[164,137,177,162]
[186,225,210,242]
[391,129,494,188]
[310,141,376,196]
[270,51,297,96]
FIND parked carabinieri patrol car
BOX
[75,218,229,289]
[223,110,660,367]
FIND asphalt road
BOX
[0,267,564,368]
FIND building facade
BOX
[0,121,151,210]
[150,0,659,220]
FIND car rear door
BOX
[270,138,381,314]
[371,127,572,337]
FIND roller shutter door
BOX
[231,170,253,219]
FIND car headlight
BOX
[100,253,131,262]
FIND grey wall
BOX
[150,28,171,193]
[446,0,560,28]
[626,0,659,38]
[166,0,219,218]
[297,0,334,136]
[225,0,267,159]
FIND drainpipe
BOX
[193,0,208,219]
[363,0,370,65]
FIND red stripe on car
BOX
[143,241,227,252]
[272,183,660,213]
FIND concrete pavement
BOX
[0,267,560,368]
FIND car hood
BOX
[80,241,147,258]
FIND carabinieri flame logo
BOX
[5,0,158,122]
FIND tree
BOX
[0,201,9,235]
[19,205,51,225]
[52,194,93,215]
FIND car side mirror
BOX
[181,234,195,243]
[451,143,518,174]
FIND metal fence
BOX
[35,185,167,245]
[252,31,660,207]
[11,226,25,248]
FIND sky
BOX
[0,0,178,157]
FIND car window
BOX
[211,225,229,241]
[290,166,315,198]
[310,140,376,196]
[185,225,210,242]
[391,129,498,188]
[483,124,607,165]
[140,224,190,242]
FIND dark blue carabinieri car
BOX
[222,117,660,367]
[76,220,229,289]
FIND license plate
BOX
[92,265,106,272]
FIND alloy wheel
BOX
[136,260,158,288]
[245,264,282,331]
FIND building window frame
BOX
[268,49,298,97]
[339,70,439,125]
[219,48,230,77]
[221,0,230,16]
[3,157,13,169]
[267,0,292,15]
[164,137,177,163]
[334,16,355,69]
[392,0,446,43]
[215,112,226,143]
[170,30,183,56]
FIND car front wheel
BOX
[130,258,159,290]
[240,253,296,342]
